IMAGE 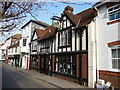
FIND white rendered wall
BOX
[96,5,119,72]
[88,21,97,88]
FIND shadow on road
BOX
[2,67,21,89]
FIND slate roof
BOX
[35,26,57,41]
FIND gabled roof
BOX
[64,8,97,28]
[76,8,97,27]
[35,26,57,41]
[21,20,49,29]
[64,11,80,25]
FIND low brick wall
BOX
[99,70,120,88]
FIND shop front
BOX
[14,55,20,67]
[53,52,88,86]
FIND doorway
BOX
[40,56,49,75]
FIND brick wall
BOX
[99,70,120,88]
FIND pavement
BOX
[3,62,88,89]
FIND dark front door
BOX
[40,56,49,74]
[79,54,88,86]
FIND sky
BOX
[0,1,99,43]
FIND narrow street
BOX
[1,62,60,89]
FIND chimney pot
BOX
[64,5,74,14]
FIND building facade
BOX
[2,34,22,63]
[20,20,49,69]
[30,26,57,75]
[0,42,6,61]
[7,37,21,67]
[93,1,120,88]
[30,6,97,88]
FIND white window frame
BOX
[23,39,27,46]
[107,4,120,22]
[110,45,120,72]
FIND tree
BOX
[0,1,51,32]
[0,1,93,36]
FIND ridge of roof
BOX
[21,20,49,29]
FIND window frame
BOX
[40,40,51,53]
[2,49,4,54]
[23,39,27,46]
[107,4,120,22]
[55,55,76,76]
[110,45,120,72]
[58,28,72,47]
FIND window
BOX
[8,49,10,53]
[31,56,38,68]
[23,39,27,46]
[15,47,17,53]
[111,48,120,69]
[59,28,72,47]
[55,55,76,76]
[2,50,4,54]
[32,41,37,51]
[1,55,4,59]
[40,40,50,53]
[108,4,120,21]
[11,48,13,53]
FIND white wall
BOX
[96,5,119,72]
[88,21,97,88]
[21,21,47,53]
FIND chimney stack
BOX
[64,5,74,14]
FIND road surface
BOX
[1,61,59,89]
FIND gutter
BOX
[92,0,111,8]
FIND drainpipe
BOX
[94,6,99,83]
